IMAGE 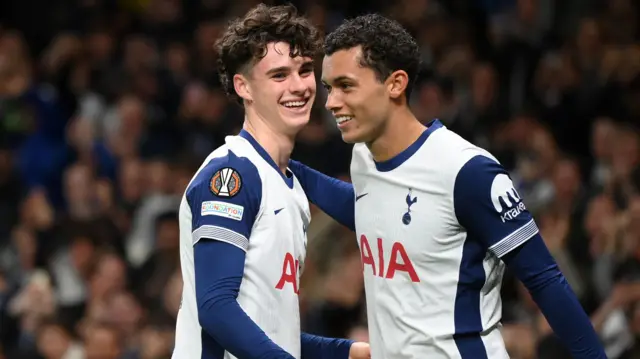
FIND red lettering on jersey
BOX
[360,235,376,276]
[359,235,420,282]
[377,237,384,278]
[275,252,299,294]
[386,242,420,282]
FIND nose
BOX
[289,73,307,94]
[325,90,341,112]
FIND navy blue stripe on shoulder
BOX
[186,150,263,246]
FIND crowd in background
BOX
[1,0,639,358]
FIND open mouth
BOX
[335,115,353,127]
[281,99,309,110]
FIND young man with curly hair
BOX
[290,14,606,359]
[173,4,369,359]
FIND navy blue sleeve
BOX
[188,151,294,359]
[300,333,353,359]
[502,235,607,358]
[195,240,294,359]
[288,160,355,231]
[453,155,538,258]
[187,151,262,250]
[454,155,606,358]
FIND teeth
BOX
[336,116,353,124]
[283,100,306,108]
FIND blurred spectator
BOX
[1,1,640,358]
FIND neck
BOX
[367,106,426,162]
[243,112,295,173]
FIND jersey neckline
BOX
[374,119,444,172]
[238,129,295,189]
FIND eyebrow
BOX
[265,61,314,76]
[321,75,355,85]
[265,66,291,76]
[300,60,314,68]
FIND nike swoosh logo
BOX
[355,193,368,201]
[274,208,284,215]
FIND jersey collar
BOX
[238,129,295,189]
[374,119,444,172]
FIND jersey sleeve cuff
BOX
[489,219,539,258]
[192,225,249,252]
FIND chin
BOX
[340,130,365,144]
[340,133,358,144]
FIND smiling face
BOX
[234,42,316,135]
[322,46,392,144]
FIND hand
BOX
[349,342,371,359]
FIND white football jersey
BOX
[351,120,538,359]
[173,130,310,359]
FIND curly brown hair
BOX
[215,4,322,105]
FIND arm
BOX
[453,154,606,359]
[288,160,355,231]
[196,241,293,358]
[300,332,353,359]
[189,152,293,359]
[501,237,606,358]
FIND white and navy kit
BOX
[290,120,605,359]
[173,130,353,359]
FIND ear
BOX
[233,73,252,102]
[386,70,409,99]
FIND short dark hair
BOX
[324,14,421,99]
[215,4,323,104]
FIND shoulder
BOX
[186,147,263,203]
[423,127,500,187]
[450,145,518,225]
[453,154,507,200]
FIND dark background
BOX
[0,0,639,358]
